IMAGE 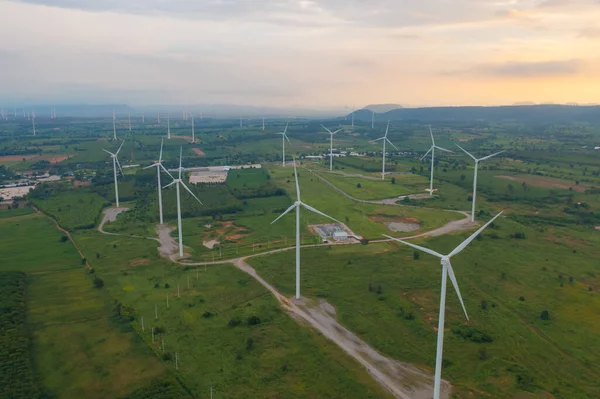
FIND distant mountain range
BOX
[353,104,600,124]
[363,104,404,113]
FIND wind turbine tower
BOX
[144,138,170,224]
[276,122,291,167]
[128,113,132,131]
[112,109,117,140]
[272,159,341,299]
[374,121,397,180]
[422,126,452,195]
[102,141,125,207]
[32,112,36,136]
[262,117,265,131]
[167,116,171,139]
[351,105,355,127]
[371,111,375,129]
[456,144,505,222]
[164,147,203,257]
[321,125,342,171]
[191,113,195,143]
[384,211,503,399]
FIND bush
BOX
[202,311,213,318]
[228,318,241,328]
[93,277,104,289]
[452,325,493,343]
[540,310,550,320]
[247,316,261,326]
[519,296,525,301]
[360,238,369,245]
[413,251,420,260]
[60,235,68,242]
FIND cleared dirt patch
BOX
[0,155,37,162]
[0,154,71,164]
[496,174,586,192]
[370,215,422,232]
[46,155,71,164]
[129,258,149,266]
[191,148,206,156]
[203,239,220,249]
[73,180,91,187]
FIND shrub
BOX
[60,235,68,242]
[413,251,420,260]
[247,316,261,326]
[519,296,525,301]
[202,311,213,318]
[452,325,493,343]
[228,318,241,328]
[93,277,104,289]
[540,310,550,320]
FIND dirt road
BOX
[235,258,449,399]
[97,207,130,234]
[155,224,179,259]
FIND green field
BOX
[249,218,600,398]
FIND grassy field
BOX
[0,212,81,273]
[248,218,600,398]
[30,187,107,230]
[71,229,393,398]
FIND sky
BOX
[1,0,599,108]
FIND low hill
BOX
[363,104,404,113]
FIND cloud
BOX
[484,60,584,77]
[578,26,600,38]
[447,59,584,77]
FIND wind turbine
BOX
[262,117,265,131]
[128,112,132,131]
[384,210,503,399]
[272,159,341,299]
[144,138,171,224]
[374,121,397,180]
[276,122,291,167]
[351,105,355,127]
[102,141,125,207]
[321,124,342,171]
[191,113,195,143]
[422,126,452,195]
[167,116,171,139]
[163,147,203,258]
[32,112,36,136]
[157,112,161,124]
[456,145,505,222]
[112,109,117,140]
[371,110,375,129]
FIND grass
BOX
[0,206,34,219]
[28,268,171,399]
[30,187,107,230]
[70,229,393,398]
[248,218,600,398]
[0,213,81,273]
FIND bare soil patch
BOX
[46,155,70,164]
[203,239,220,249]
[191,148,206,156]
[129,258,149,266]
[0,155,37,162]
[156,224,179,258]
[496,174,586,192]
[73,180,91,187]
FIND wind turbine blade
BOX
[479,150,506,162]
[455,143,477,161]
[115,158,124,176]
[301,202,341,224]
[163,180,177,189]
[332,128,343,134]
[382,235,445,258]
[445,259,469,320]
[386,138,398,150]
[159,138,164,163]
[180,182,203,205]
[285,134,291,144]
[293,159,301,202]
[283,122,289,134]
[116,140,125,155]
[420,147,432,161]
[160,164,175,180]
[178,146,183,180]
[143,163,159,170]
[102,149,115,156]
[429,125,435,145]
[320,124,333,134]
[434,145,453,153]
[384,121,390,137]
[374,137,385,142]
[448,211,504,257]
[271,203,297,224]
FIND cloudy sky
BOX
[1,0,599,108]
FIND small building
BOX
[333,230,349,241]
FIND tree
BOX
[93,277,104,289]
[479,347,488,360]
[391,177,396,184]
[480,300,488,310]
[357,183,362,188]
[519,296,525,301]
[60,235,68,242]
[376,285,383,295]
[507,183,514,194]
[81,258,87,265]
[460,174,466,181]
[247,316,261,326]
[540,310,550,320]
[413,251,420,260]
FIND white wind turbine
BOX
[112,109,117,140]
[371,110,375,129]
[262,117,265,131]
[374,121,397,180]
[422,126,452,195]
[276,122,291,167]
[456,145,505,222]
[321,124,342,171]
[272,159,341,299]
[32,111,36,136]
[163,147,203,258]
[191,113,195,143]
[128,112,132,131]
[103,141,125,207]
[144,138,171,224]
[384,210,503,399]
[167,115,171,139]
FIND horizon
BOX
[1,0,599,107]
